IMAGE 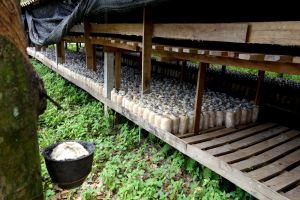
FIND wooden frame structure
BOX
[28,9,300,200]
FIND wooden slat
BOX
[186,145,289,200]
[239,53,265,61]
[72,21,300,47]
[209,51,228,57]
[114,51,121,90]
[247,149,300,181]
[207,126,289,156]
[84,21,96,71]
[193,63,208,134]
[91,23,143,36]
[141,7,153,94]
[171,47,183,53]
[264,165,300,191]
[255,70,265,105]
[154,23,248,43]
[183,48,198,54]
[184,127,237,143]
[152,49,300,75]
[220,130,300,163]
[284,185,300,200]
[248,21,300,46]
[232,137,300,171]
[264,55,293,63]
[63,36,85,43]
[91,37,140,51]
[194,123,275,150]
[292,56,300,64]
[183,123,258,143]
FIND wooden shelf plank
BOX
[207,126,289,156]
[284,185,300,200]
[232,137,300,171]
[264,165,300,191]
[194,123,275,150]
[247,149,300,181]
[219,130,300,163]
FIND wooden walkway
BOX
[29,48,300,200]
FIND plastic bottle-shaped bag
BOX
[235,108,241,126]
[240,108,247,125]
[169,114,179,134]
[188,114,195,133]
[143,108,150,121]
[148,111,156,124]
[202,112,209,130]
[216,110,224,127]
[132,102,139,115]
[246,107,253,123]
[208,111,216,128]
[178,115,188,135]
[138,105,144,117]
[117,95,123,106]
[154,114,162,128]
[225,110,235,128]
[252,106,259,122]
[160,116,173,132]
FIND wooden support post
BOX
[76,42,79,52]
[193,63,208,134]
[104,51,115,99]
[180,61,187,82]
[55,41,65,64]
[221,65,226,75]
[84,20,96,71]
[115,51,121,90]
[141,7,153,94]
[64,42,68,49]
[255,70,265,105]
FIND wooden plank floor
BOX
[29,48,300,200]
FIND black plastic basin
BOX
[42,141,95,189]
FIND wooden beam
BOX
[63,35,84,43]
[91,23,143,36]
[55,41,65,64]
[71,21,300,47]
[193,63,208,134]
[255,70,265,105]
[248,21,300,46]
[239,53,265,61]
[91,37,140,52]
[264,55,293,63]
[115,51,121,90]
[84,21,96,71]
[152,50,300,75]
[141,7,153,94]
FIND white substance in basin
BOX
[51,142,89,161]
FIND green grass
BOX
[33,59,253,200]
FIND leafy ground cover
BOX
[33,59,253,200]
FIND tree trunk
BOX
[0,1,45,199]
